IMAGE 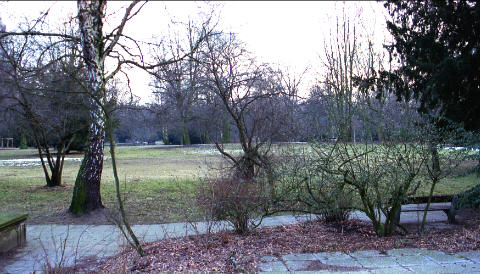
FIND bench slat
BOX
[401,206,450,212]
[394,202,456,224]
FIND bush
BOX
[313,142,426,236]
[317,186,354,222]
[274,145,354,223]
[457,184,480,209]
[196,176,268,234]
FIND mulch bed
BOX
[99,209,480,273]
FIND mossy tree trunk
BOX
[68,1,145,255]
[70,0,106,215]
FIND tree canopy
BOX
[384,0,480,131]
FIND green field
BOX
[0,145,229,224]
[0,144,478,225]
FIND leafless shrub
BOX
[274,144,355,223]
[37,225,93,274]
[196,175,268,235]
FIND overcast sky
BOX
[0,1,390,103]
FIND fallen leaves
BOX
[100,209,480,273]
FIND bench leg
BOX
[394,207,401,226]
[443,208,456,224]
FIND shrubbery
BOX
[457,184,480,209]
[196,175,268,234]
[275,145,354,222]
[197,120,474,237]
[275,142,426,236]
[319,142,426,236]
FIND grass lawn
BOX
[0,144,478,225]
[0,145,226,224]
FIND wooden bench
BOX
[0,213,28,253]
[394,195,457,224]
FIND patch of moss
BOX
[0,212,28,230]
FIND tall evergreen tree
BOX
[383,0,480,130]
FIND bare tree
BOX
[0,22,88,187]
[320,12,360,142]
[150,21,205,145]
[202,32,287,179]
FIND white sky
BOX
[0,1,390,103]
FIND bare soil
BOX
[28,208,114,225]
[99,208,480,273]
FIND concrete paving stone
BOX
[258,261,288,272]
[386,248,426,257]
[422,252,471,264]
[395,254,439,267]
[337,272,371,274]
[407,263,480,274]
[456,251,480,263]
[315,251,353,261]
[462,263,480,273]
[261,255,279,262]
[89,244,119,257]
[406,265,451,274]
[355,256,401,268]
[318,258,362,268]
[287,271,331,274]
[328,272,370,274]
[259,215,304,227]
[350,250,388,258]
[284,259,313,271]
[416,249,447,257]
[291,271,370,274]
[282,253,320,261]
[369,266,411,274]
[285,261,369,274]
[277,272,315,274]
[2,260,35,273]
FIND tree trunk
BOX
[162,126,169,145]
[222,118,231,143]
[182,121,191,145]
[420,144,441,234]
[70,0,106,215]
[201,129,210,144]
[49,167,62,187]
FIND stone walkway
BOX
[0,210,475,273]
[0,215,306,273]
[259,249,480,273]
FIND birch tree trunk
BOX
[70,0,106,215]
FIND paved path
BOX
[0,210,467,273]
[259,249,480,273]
[0,215,307,273]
